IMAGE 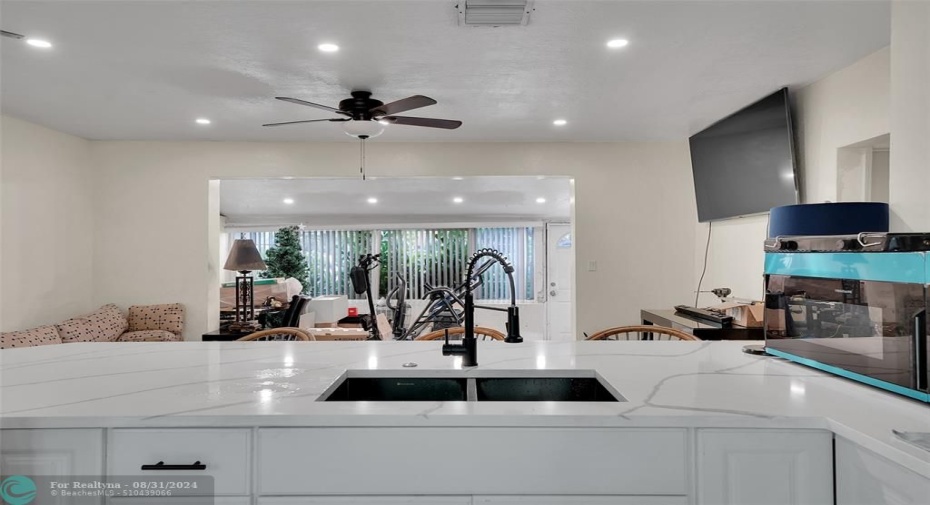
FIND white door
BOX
[1,429,106,505]
[112,499,250,505]
[546,223,574,341]
[835,437,930,505]
[259,498,471,505]
[475,498,687,505]
[697,429,834,505]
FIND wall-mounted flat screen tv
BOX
[689,88,799,222]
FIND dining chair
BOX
[585,325,700,341]
[237,328,314,341]
[415,326,505,341]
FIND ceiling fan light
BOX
[342,120,385,139]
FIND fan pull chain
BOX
[359,137,367,180]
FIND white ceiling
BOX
[1,1,890,142]
[220,176,573,228]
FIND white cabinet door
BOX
[258,427,688,496]
[110,498,250,505]
[697,429,833,505]
[259,498,472,505]
[0,429,105,505]
[475,497,687,504]
[835,437,930,505]
[108,429,251,496]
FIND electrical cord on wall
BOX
[694,221,713,307]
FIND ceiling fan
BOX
[263,91,462,138]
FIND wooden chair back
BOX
[237,328,314,341]
[586,325,700,341]
[415,326,505,341]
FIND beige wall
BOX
[692,214,769,306]
[693,48,892,305]
[889,0,930,231]
[90,141,697,340]
[0,116,95,331]
[795,47,892,204]
[1,40,909,336]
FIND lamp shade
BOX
[224,239,267,271]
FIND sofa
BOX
[0,303,185,349]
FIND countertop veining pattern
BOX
[1,341,928,476]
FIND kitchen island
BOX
[1,340,928,504]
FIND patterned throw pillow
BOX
[128,303,185,336]
[0,325,63,349]
[56,304,128,343]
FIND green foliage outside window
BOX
[303,229,372,298]
[379,229,469,296]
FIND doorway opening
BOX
[210,176,575,340]
[836,133,890,203]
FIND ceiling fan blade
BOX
[371,95,437,116]
[381,116,462,129]
[262,118,348,127]
[275,97,349,115]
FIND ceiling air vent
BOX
[456,0,534,27]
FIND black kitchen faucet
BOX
[442,248,523,366]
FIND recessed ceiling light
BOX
[552,119,567,126]
[452,176,464,181]
[536,197,547,204]
[195,118,211,125]
[453,197,464,204]
[606,38,629,49]
[283,198,295,205]
[25,38,52,49]
[367,197,378,204]
[318,43,339,53]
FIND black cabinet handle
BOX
[140,461,206,471]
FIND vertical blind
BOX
[379,229,469,299]
[229,230,371,299]
[227,226,536,301]
[302,230,372,298]
[475,227,534,301]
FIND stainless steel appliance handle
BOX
[915,309,927,392]
[857,232,886,248]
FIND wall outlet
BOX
[587,260,597,272]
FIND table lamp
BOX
[224,238,267,332]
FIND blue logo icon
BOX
[0,475,36,505]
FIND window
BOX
[228,230,371,299]
[474,227,534,301]
[303,229,373,299]
[226,225,538,302]
[380,229,469,300]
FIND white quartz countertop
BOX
[1,340,929,477]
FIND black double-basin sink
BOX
[317,370,625,402]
